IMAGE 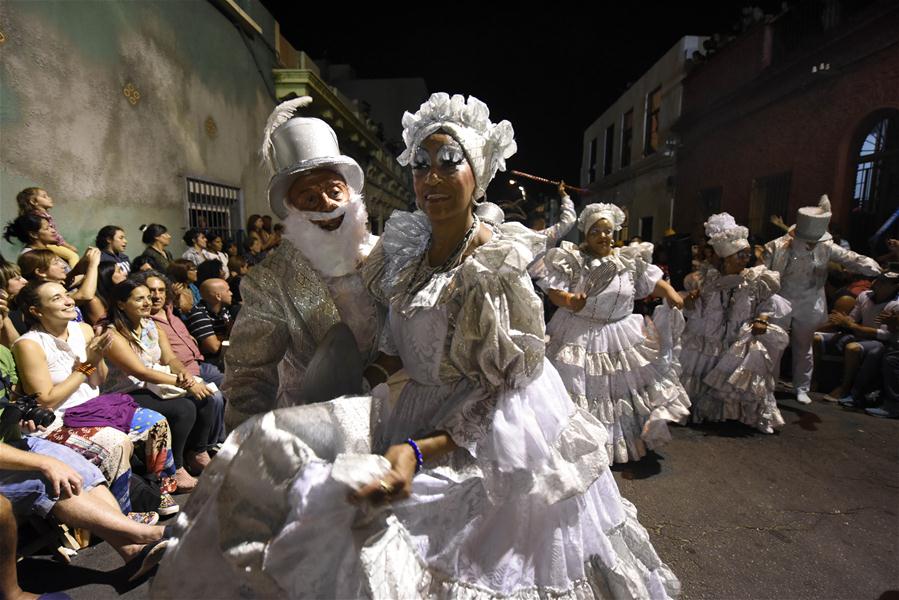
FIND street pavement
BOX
[17,394,899,600]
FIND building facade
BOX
[674,1,899,252]
[581,37,706,243]
[0,0,412,259]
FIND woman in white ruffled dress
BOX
[153,93,679,599]
[539,205,691,464]
[680,213,790,433]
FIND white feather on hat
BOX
[260,96,313,172]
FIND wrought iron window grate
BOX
[185,177,244,244]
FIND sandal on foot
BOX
[124,538,171,582]
[174,467,198,493]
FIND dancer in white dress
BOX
[539,204,691,464]
[680,213,791,433]
[153,93,679,599]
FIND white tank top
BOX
[14,321,99,414]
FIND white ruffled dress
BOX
[681,266,791,431]
[152,211,679,600]
[539,242,691,464]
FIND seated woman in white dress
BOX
[539,204,690,464]
[153,93,680,599]
[680,213,790,433]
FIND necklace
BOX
[405,215,481,298]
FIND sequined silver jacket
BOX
[224,239,382,428]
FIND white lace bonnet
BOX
[397,93,517,200]
[579,203,626,233]
[704,212,750,258]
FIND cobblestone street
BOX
[615,395,898,600]
[17,393,898,599]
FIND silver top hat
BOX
[261,97,364,219]
[791,194,833,243]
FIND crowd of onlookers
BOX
[0,187,284,596]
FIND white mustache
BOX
[287,203,349,223]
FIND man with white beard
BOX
[224,97,384,428]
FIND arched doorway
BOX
[848,109,899,253]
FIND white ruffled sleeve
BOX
[538,245,582,293]
[634,258,664,299]
[618,244,662,298]
[447,236,546,392]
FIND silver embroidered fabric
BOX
[154,211,680,599]
[223,239,383,428]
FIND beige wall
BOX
[581,36,704,186]
[0,0,278,258]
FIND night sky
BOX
[264,2,784,199]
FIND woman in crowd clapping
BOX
[12,280,177,515]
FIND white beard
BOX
[282,193,369,278]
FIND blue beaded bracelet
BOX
[405,438,423,473]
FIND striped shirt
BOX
[185,301,233,362]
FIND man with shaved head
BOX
[185,278,234,370]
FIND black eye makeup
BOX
[411,147,431,171]
[411,144,466,173]
[436,144,465,168]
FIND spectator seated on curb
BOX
[11,281,179,516]
[196,259,224,287]
[83,261,128,326]
[96,225,131,275]
[815,266,899,405]
[0,255,28,347]
[866,309,899,418]
[15,186,79,262]
[101,279,219,491]
[0,342,167,588]
[202,234,229,276]
[140,271,225,465]
[226,256,247,307]
[180,229,207,268]
[166,260,199,317]
[184,278,234,371]
[0,440,169,590]
[18,247,103,317]
[4,208,77,270]
[241,234,265,267]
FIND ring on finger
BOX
[378,479,395,495]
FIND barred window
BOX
[185,177,244,244]
[604,123,615,176]
[621,109,634,168]
[644,87,662,156]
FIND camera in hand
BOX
[0,392,55,428]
